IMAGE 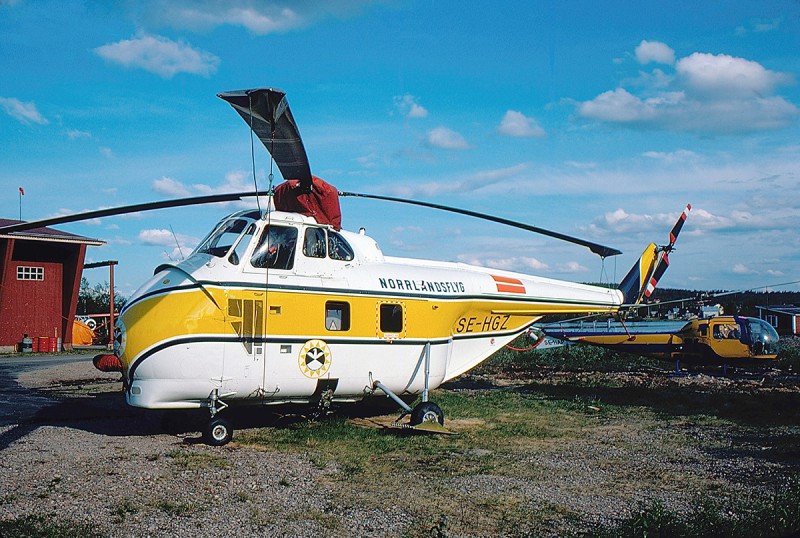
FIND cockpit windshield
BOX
[744,318,780,356]
[193,218,252,259]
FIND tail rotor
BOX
[619,204,691,305]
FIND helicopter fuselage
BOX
[116,209,623,410]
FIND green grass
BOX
[236,388,670,535]
[0,514,104,538]
[591,478,800,537]
[166,448,231,471]
[476,336,665,375]
[155,499,203,516]
[234,367,800,537]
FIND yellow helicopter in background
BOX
[541,314,780,366]
[0,88,688,445]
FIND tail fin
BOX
[618,204,691,305]
[618,242,660,304]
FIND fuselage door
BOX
[225,291,266,397]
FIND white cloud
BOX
[732,263,754,274]
[497,110,545,138]
[100,147,114,158]
[641,149,697,162]
[676,52,789,97]
[151,171,264,209]
[138,228,199,258]
[635,40,675,65]
[458,254,549,272]
[426,126,469,150]
[556,261,590,273]
[67,129,91,139]
[384,163,528,198]
[579,88,660,123]
[753,18,782,32]
[153,176,192,197]
[578,47,798,134]
[94,34,220,78]
[0,97,48,125]
[737,17,782,35]
[140,0,377,35]
[138,228,179,246]
[579,88,797,134]
[589,207,702,236]
[394,94,428,118]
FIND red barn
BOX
[0,219,103,352]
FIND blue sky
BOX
[2,0,799,297]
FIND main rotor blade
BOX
[338,191,622,257]
[218,88,312,190]
[0,191,271,235]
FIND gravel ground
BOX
[1,359,799,537]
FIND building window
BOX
[766,314,779,328]
[17,266,44,281]
[325,301,350,331]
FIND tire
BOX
[410,401,444,426]
[204,416,233,446]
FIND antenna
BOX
[169,225,185,261]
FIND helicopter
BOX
[0,88,686,446]
[540,315,780,366]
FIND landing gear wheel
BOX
[204,416,233,446]
[410,401,444,426]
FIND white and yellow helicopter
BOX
[0,88,685,445]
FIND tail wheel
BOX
[204,416,233,446]
[410,401,444,426]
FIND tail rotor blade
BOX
[644,253,669,298]
[667,203,691,248]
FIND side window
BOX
[325,301,350,331]
[227,223,255,265]
[380,303,404,333]
[303,228,327,258]
[713,323,740,340]
[251,225,298,270]
[699,323,708,336]
[328,231,354,261]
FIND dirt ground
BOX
[1,357,800,537]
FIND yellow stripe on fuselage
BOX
[118,283,618,372]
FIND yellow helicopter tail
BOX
[617,204,691,305]
[618,242,660,305]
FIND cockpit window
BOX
[227,223,255,265]
[251,225,298,270]
[194,218,250,259]
[301,228,354,262]
[303,228,327,258]
[328,231,354,261]
[713,323,741,340]
[745,318,780,355]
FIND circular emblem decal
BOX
[298,339,332,379]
